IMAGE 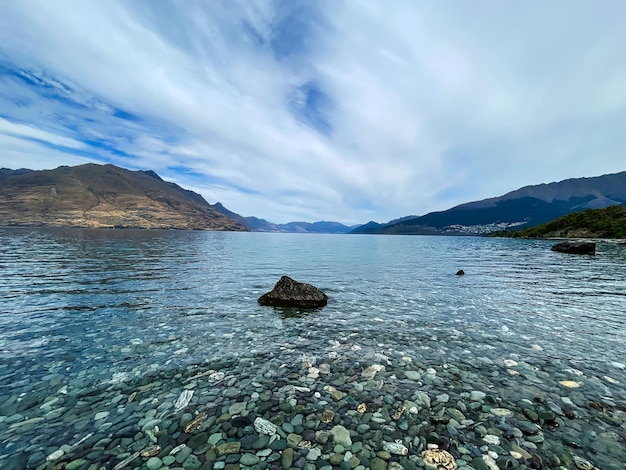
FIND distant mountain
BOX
[278,221,353,234]
[353,171,626,235]
[214,203,280,232]
[0,168,34,179]
[0,164,247,231]
[214,203,353,233]
[489,205,626,239]
[350,216,419,234]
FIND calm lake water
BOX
[1,229,625,470]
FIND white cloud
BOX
[0,117,85,149]
[0,0,625,224]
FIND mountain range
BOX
[0,164,245,230]
[1,164,624,235]
[213,203,354,233]
[352,171,626,235]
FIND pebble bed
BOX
[1,329,624,470]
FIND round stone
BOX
[146,457,163,470]
[240,453,260,466]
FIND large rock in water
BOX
[551,241,596,255]
[258,276,328,308]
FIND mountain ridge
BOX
[0,164,246,231]
[352,171,626,235]
[213,203,353,233]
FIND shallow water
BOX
[1,229,625,470]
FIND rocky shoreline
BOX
[1,343,624,470]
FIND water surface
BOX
[1,229,624,469]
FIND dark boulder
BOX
[258,276,328,308]
[550,241,596,255]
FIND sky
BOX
[0,1,625,225]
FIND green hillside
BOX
[489,205,626,239]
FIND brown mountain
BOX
[0,163,246,231]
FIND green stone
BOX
[471,457,489,470]
[216,441,241,456]
[66,459,88,470]
[240,453,260,466]
[371,457,387,470]
[287,433,302,446]
[182,454,202,470]
[146,457,163,470]
[282,448,294,469]
[270,439,287,451]
[523,409,539,422]
[517,421,540,434]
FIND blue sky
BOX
[0,1,625,224]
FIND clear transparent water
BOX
[1,228,625,468]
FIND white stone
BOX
[94,411,109,420]
[174,390,194,412]
[306,448,322,460]
[483,454,499,470]
[404,370,421,381]
[46,449,64,461]
[470,391,486,401]
[483,435,500,445]
[330,425,352,447]
[413,391,431,408]
[490,408,513,418]
[383,441,408,455]
[436,393,449,403]
[254,417,277,435]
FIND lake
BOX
[0,229,625,470]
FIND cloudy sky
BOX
[1,1,625,224]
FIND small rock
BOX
[483,435,500,446]
[573,456,594,470]
[282,448,294,468]
[382,441,408,455]
[330,425,352,447]
[421,449,458,470]
[306,448,322,460]
[405,371,421,381]
[371,457,387,470]
[559,380,582,388]
[258,276,328,308]
[216,442,241,456]
[146,457,163,470]
[254,417,277,435]
[46,449,64,462]
[240,453,260,466]
[490,408,513,418]
[551,241,595,255]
